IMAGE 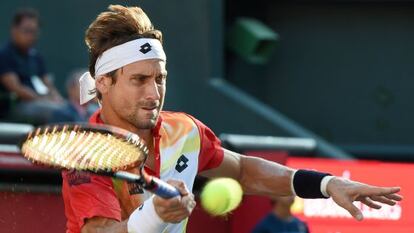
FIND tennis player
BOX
[62,5,402,233]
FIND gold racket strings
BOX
[22,126,147,172]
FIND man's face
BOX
[11,17,39,50]
[101,59,167,130]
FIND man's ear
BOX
[95,76,112,95]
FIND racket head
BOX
[20,123,148,172]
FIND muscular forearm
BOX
[201,149,296,197]
[239,155,295,197]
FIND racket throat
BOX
[113,171,142,183]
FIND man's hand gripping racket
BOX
[20,123,180,199]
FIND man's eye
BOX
[132,77,146,83]
[156,76,166,84]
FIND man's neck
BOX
[10,40,30,54]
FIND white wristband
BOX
[290,170,298,196]
[320,175,335,198]
[127,195,168,233]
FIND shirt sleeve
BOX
[62,171,121,229]
[185,114,224,172]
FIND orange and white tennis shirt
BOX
[62,110,224,233]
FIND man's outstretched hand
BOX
[326,177,402,221]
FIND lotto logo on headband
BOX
[140,42,152,54]
[95,38,166,76]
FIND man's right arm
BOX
[0,72,39,100]
[80,180,196,233]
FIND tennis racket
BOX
[20,123,180,198]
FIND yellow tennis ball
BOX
[200,178,243,216]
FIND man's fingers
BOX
[154,195,187,211]
[360,197,382,209]
[181,194,197,212]
[167,180,190,196]
[153,180,195,223]
[385,193,403,201]
[339,199,364,221]
[359,186,401,197]
[369,196,396,206]
[165,210,193,223]
[153,180,196,223]
[155,195,181,207]
[157,196,196,223]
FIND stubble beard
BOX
[126,105,160,130]
[128,114,157,129]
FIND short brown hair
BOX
[12,8,39,27]
[85,5,163,99]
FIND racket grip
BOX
[147,176,181,199]
[113,171,180,198]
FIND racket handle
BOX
[113,171,180,199]
[146,176,181,199]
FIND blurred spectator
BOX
[50,68,98,123]
[0,8,64,123]
[252,196,309,233]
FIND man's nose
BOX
[145,80,161,101]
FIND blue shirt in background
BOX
[0,40,47,93]
[252,213,310,233]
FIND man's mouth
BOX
[142,106,158,111]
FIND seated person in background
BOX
[0,8,64,124]
[51,68,98,122]
[252,196,310,233]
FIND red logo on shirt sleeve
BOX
[66,170,91,186]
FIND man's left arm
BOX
[200,148,402,221]
[200,149,294,196]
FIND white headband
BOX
[79,38,166,105]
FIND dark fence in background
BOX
[225,1,414,160]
